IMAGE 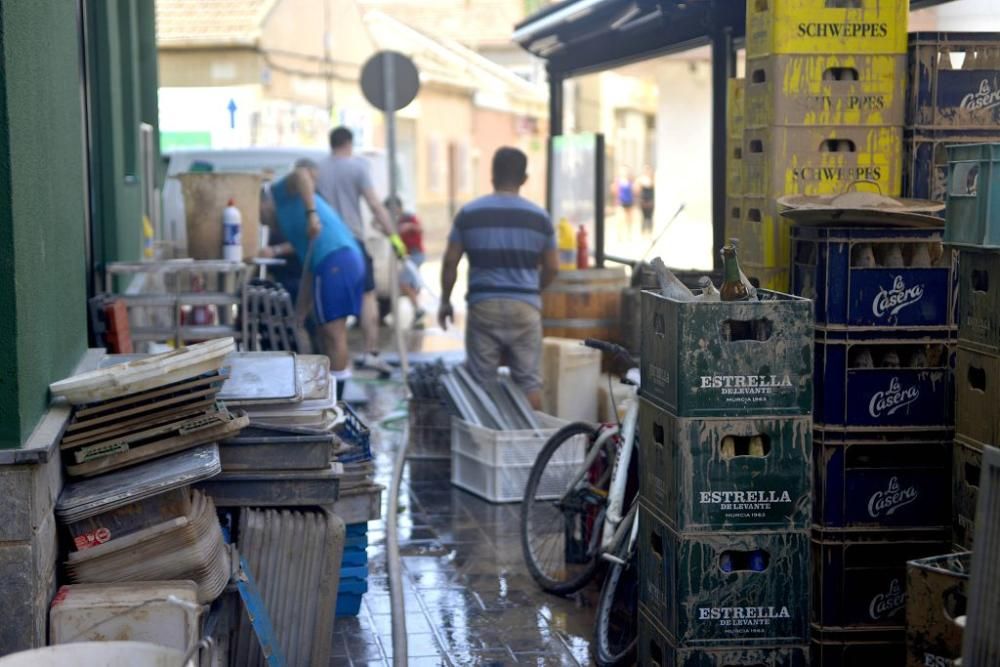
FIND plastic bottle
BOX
[557,217,577,271]
[880,243,905,268]
[882,350,901,368]
[852,243,877,268]
[576,224,589,269]
[910,243,932,268]
[749,436,765,457]
[851,347,874,368]
[223,199,243,261]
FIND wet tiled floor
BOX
[331,375,599,666]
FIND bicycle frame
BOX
[600,369,640,552]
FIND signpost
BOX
[360,51,420,202]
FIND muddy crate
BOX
[810,626,906,667]
[907,32,1000,131]
[791,226,955,333]
[638,503,809,646]
[903,129,1000,201]
[639,606,809,667]
[638,397,811,532]
[811,527,952,630]
[812,333,955,430]
[812,429,952,530]
[955,345,999,450]
[953,436,982,550]
[957,248,1000,354]
[906,551,970,667]
[639,289,813,418]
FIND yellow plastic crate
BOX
[725,197,744,244]
[734,196,793,271]
[746,0,908,57]
[744,263,790,292]
[743,125,902,197]
[727,78,746,139]
[726,138,744,197]
[745,53,906,128]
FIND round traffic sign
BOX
[361,51,420,112]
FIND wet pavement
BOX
[330,368,600,666]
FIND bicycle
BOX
[520,338,640,667]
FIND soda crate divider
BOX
[957,247,1000,354]
[812,431,952,530]
[812,330,955,430]
[745,0,908,58]
[639,502,809,647]
[906,551,971,667]
[907,32,1000,131]
[638,396,811,533]
[791,225,955,333]
[638,606,810,667]
[902,128,1000,201]
[745,53,906,129]
[639,289,814,419]
[810,526,953,631]
[945,142,1000,248]
[810,625,907,667]
[953,435,983,551]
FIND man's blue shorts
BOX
[312,246,365,324]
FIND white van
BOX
[162,147,395,300]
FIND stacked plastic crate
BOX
[637,288,814,665]
[738,0,908,292]
[945,143,1000,553]
[334,404,375,617]
[904,34,1000,202]
[726,77,746,250]
[791,228,957,661]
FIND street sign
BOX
[360,51,419,112]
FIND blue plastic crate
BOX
[903,129,1000,201]
[335,593,364,617]
[345,522,368,536]
[813,333,955,430]
[341,549,368,567]
[792,227,955,332]
[337,578,369,595]
[339,565,369,580]
[335,403,372,463]
[813,433,951,530]
[907,32,1000,130]
[945,143,1000,248]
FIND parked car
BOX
[162,147,395,307]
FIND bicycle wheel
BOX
[593,548,639,667]
[521,421,612,595]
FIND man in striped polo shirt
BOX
[439,147,559,409]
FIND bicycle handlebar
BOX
[583,338,634,366]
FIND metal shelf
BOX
[120,293,241,307]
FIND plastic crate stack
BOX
[904,33,1000,202]
[637,288,814,665]
[790,221,956,664]
[336,523,370,616]
[725,77,746,259]
[944,143,1000,556]
[736,0,908,292]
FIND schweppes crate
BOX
[739,196,793,267]
[727,137,744,197]
[725,197,744,245]
[745,54,906,128]
[639,607,809,667]
[639,289,813,418]
[744,263,791,293]
[638,397,811,532]
[728,77,746,140]
[746,0,908,58]
[639,503,810,645]
[743,125,903,198]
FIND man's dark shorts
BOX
[357,239,376,293]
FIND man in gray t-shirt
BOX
[315,126,397,376]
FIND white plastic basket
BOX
[450,413,587,503]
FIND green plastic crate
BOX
[945,143,1000,248]
[640,289,814,418]
[638,398,811,532]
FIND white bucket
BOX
[0,641,193,667]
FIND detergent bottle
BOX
[557,217,576,271]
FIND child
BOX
[385,195,426,327]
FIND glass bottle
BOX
[720,244,752,302]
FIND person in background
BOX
[385,195,426,328]
[613,167,635,237]
[637,166,655,235]
[315,126,402,378]
[438,147,559,409]
[258,160,364,400]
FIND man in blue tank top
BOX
[439,147,559,408]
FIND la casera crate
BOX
[639,608,809,667]
[792,226,954,332]
[955,346,999,449]
[902,129,1000,201]
[640,289,813,418]
[810,626,906,667]
[449,413,578,503]
[944,143,1000,248]
[953,436,982,551]
[639,504,809,645]
[958,248,1000,353]
[744,126,903,198]
[745,0,908,57]
[906,551,970,667]
[811,528,953,630]
[908,32,1000,130]
[746,53,906,128]
[639,397,811,532]
[812,334,954,430]
[812,433,951,530]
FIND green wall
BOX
[0,1,89,448]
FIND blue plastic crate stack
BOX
[790,223,956,664]
[944,143,1000,554]
[904,33,1000,202]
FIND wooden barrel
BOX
[542,267,629,342]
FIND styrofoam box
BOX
[49,581,201,652]
[542,337,601,423]
[450,412,585,503]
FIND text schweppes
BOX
[796,22,889,39]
